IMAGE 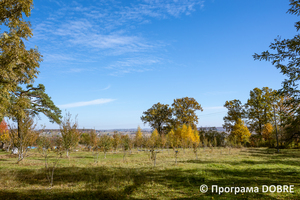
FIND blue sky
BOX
[25,0,298,129]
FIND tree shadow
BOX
[6,162,298,199]
[2,148,300,199]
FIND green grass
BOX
[0,147,299,199]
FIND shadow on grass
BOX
[4,165,298,199]
[245,148,300,159]
[2,148,300,199]
[0,189,127,200]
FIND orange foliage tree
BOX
[0,120,9,145]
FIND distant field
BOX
[0,147,299,199]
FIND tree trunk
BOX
[153,151,157,167]
[123,150,126,162]
[17,118,24,163]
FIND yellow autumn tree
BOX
[148,129,160,149]
[186,125,194,148]
[192,129,200,159]
[160,133,167,149]
[167,129,176,150]
[174,126,182,148]
[135,126,143,149]
[262,123,274,146]
[180,124,188,149]
[231,118,251,144]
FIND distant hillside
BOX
[42,127,225,133]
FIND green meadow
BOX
[0,147,299,200]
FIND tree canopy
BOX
[141,102,173,135]
[172,97,203,129]
[0,0,42,120]
[245,87,277,135]
[253,0,300,133]
[223,99,245,132]
[0,1,61,154]
[9,84,61,124]
[231,118,251,144]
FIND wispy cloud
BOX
[31,0,204,74]
[59,98,115,108]
[42,53,76,62]
[107,57,161,75]
[119,0,204,20]
[102,85,111,90]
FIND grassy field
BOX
[0,147,299,199]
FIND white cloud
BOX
[59,98,115,108]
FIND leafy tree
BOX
[141,102,173,135]
[253,0,300,135]
[147,129,161,165]
[121,134,131,161]
[186,125,195,148]
[80,133,90,149]
[166,129,176,150]
[199,127,226,147]
[245,87,278,135]
[9,84,61,124]
[223,99,245,132]
[192,129,200,159]
[37,135,52,153]
[112,132,121,153]
[0,0,42,121]
[0,1,61,155]
[98,134,113,159]
[134,126,143,149]
[231,119,251,144]
[36,134,61,188]
[262,123,274,146]
[5,84,61,159]
[174,126,183,148]
[60,112,80,157]
[9,115,39,163]
[148,129,160,149]
[172,97,203,129]
[180,124,188,149]
[160,133,167,149]
[180,124,195,149]
[0,119,9,146]
[80,130,98,151]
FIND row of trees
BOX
[249,0,300,147]
[222,86,296,147]
[141,97,203,135]
[223,0,300,147]
[0,113,74,162]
